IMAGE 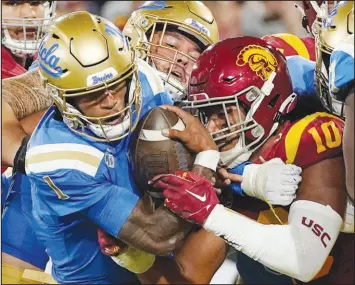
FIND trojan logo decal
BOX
[236,45,278,81]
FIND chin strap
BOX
[221,92,297,169]
[156,70,186,101]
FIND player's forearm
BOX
[2,102,28,166]
[203,201,343,282]
[139,228,229,284]
[118,196,192,256]
[2,69,52,120]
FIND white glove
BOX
[341,197,354,233]
[241,158,302,206]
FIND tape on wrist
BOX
[194,150,220,171]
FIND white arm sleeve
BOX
[204,200,343,282]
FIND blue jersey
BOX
[2,171,49,270]
[26,60,172,284]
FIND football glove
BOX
[241,158,302,206]
[151,170,220,225]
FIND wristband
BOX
[194,150,220,171]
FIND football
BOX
[129,107,195,198]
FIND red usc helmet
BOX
[185,37,297,165]
[262,33,316,61]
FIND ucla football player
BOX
[24,11,223,284]
[293,1,354,204]
[123,1,219,102]
[313,1,354,203]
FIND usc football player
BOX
[152,36,349,283]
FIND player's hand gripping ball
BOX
[129,107,195,199]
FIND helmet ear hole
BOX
[223,76,237,84]
[268,94,281,108]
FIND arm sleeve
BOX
[81,185,139,237]
[204,200,343,282]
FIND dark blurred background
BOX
[56,1,309,39]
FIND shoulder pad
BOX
[137,58,165,95]
[26,143,104,177]
[283,112,344,168]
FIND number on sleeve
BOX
[308,121,342,153]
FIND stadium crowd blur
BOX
[56,1,309,38]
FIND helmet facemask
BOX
[1,1,57,58]
[314,1,353,118]
[184,73,297,168]
[183,86,274,168]
[315,44,345,117]
[132,19,207,101]
[46,67,142,143]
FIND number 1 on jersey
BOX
[43,176,70,200]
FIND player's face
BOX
[149,30,202,86]
[73,80,128,125]
[1,1,45,41]
[203,104,247,152]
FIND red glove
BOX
[150,170,220,225]
[97,228,128,256]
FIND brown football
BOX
[129,107,195,198]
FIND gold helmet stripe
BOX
[272,33,310,60]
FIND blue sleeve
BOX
[286,56,316,97]
[329,48,354,101]
[81,186,139,237]
[227,161,251,196]
[28,169,140,217]
[154,91,174,106]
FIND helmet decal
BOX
[236,45,278,81]
[137,1,169,11]
[38,39,63,78]
[184,18,211,37]
[86,67,119,87]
